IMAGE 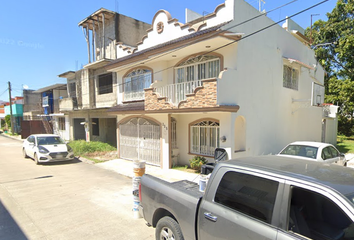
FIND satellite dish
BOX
[23,85,29,89]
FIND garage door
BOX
[119,117,160,166]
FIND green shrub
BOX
[189,155,207,171]
[68,140,116,156]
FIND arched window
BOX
[190,119,219,156]
[175,54,220,83]
[124,68,152,101]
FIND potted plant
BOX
[189,156,207,172]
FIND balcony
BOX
[145,78,217,111]
[155,80,202,106]
[59,97,78,111]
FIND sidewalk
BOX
[95,158,201,183]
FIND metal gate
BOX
[119,117,160,166]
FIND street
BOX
[0,135,154,240]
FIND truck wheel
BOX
[156,216,184,240]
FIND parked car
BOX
[278,141,348,166]
[139,156,354,240]
[22,134,74,164]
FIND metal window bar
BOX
[124,73,151,101]
[190,125,219,156]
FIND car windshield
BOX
[280,145,318,159]
[37,136,65,145]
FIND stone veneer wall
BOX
[144,78,217,111]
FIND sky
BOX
[0,0,337,101]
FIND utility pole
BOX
[8,81,15,135]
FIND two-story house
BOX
[21,85,68,139]
[102,0,329,169]
[59,8,151,147]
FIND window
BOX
[288,187,352,239]
[92,118,99,136]
[175,55,220,83]
[68,82,76,97]
[329,146,339,158]
[322,147,333,160]
[98,73,113,95]
[171,118,177,149]
[283,65,299,90]
[123,69,152,101]
[58,117,65,130]
[215,171,279,224]
[190,120,219,156]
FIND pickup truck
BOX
[139,155,354,240]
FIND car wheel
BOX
[22,148,29,159]
[344,161,348,167]
[156,216,184,240]
[34,153,40,165]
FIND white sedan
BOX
[22,134,75,164]
[278,141,348,166]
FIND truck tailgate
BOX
[140,174,203,240]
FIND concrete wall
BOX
[93,69,117,108]
[116,14,151,47]
[23,90,41,113]
[215,0,325,157]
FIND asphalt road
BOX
[0,135,154,240]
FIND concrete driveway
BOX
[0,135,154,240]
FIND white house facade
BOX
[103,0,331,169]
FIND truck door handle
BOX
[204,212,217,222]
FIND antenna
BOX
[259,0,265,12]
[115,0,119,13]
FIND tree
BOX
[306,0,354,135]
[4,115,11,129]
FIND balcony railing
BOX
[59,97,78,111]
[155,80,202,106]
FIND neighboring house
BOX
[33,84,69,139]
[58,8,151,146]
[22,89,42,120]
[0,103,7,128]
[101,0,330,169]
[21,85,69,139]
[4,97,24,134]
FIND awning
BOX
[34,84,67,93]
[283,57,314,70]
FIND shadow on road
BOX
[0,199,28,240]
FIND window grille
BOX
[171,118,177,149]
[175,55,220,83]
[124,69,152,101]
[58,117,65,130]
[190,120,219,156]
[283,65,299,90]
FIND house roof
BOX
[33,84,67,93]
[105,21,234,70]
[78,8,116,29]
[58,71,75,78]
